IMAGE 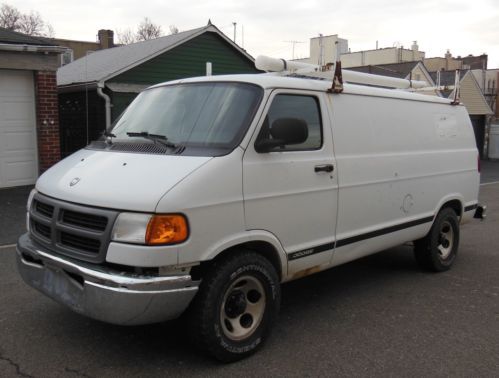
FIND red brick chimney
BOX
[98,29,114,49]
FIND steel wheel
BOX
[414,208,460,272]
[220,275,266,341]
[187,251,280,362]
[437,220,454,259]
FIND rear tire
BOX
[414,208,459,272]
[187,251,280,362]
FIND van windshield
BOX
[110,82,263,156]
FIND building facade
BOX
[51,29,115,65]
[293,34,348,65]
[471,69,498,118]
[424,51,488,72]
[341,42,425,68]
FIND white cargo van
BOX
[17,57,484,361]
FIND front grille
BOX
[61,232,101,253]
[34,222,51,239]
[62,210,108,231]
[35,200,54,218]
[29,193,118,263]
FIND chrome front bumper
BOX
[16,233,199,325]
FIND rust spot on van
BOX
[292,265,322,280]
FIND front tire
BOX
[188,251,280,362]
[414,208,460,272]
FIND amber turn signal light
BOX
[145,214,189,245]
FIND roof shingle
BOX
[346,61,421,79]
[0,27,55,46]
[57,25,252,87]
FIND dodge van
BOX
[17,57,484,361]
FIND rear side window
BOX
[257,94,322,151]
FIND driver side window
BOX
[257,94,322,151]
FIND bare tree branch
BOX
[45,23,55,38]
[0,3,54,36]
[0,4,21,30]
[17,11,45,36]
[136,17,162,41]
[169,25,179,35]
[116,28,137,45]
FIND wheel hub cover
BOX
[224,290,247,318]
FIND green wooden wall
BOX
[109,32,259,85]
[111,92,138,120]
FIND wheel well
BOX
[440,199,462,217]
[190,241,283,281]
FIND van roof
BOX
[150,73,455,105]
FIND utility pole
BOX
[284,40,304,60]
[232,22,237,43]
[318,34,324,66]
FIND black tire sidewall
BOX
[428,209,460,270]
[191,252,280,362]
[213,261,279,358]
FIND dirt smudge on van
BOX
[292,265,322,280]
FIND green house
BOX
[57,23,260,156]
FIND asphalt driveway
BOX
[0,185,32,246]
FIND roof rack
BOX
[255,55,428,91]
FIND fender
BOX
[198,229,288,278]
[433,193,465,220]
[426,193,472,229]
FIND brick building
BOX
[0,27,64,188]
[424,50,488,72]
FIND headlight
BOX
[112,213,189,245]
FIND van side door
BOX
[242,90,339,278]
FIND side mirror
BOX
[255,118,308,153]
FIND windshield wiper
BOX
[126,131,177,149]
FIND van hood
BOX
[36,149,212,212]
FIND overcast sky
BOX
[8,0,499,68]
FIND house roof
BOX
[0,27,55,46]
[347,61,421,79]
[430,70,492,115]
[429,70,460,87]
[57,24,254,87]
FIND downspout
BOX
[97,82,112,131]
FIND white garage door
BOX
[0,69,38,188]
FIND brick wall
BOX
[35,71,61,173]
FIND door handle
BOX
[314,164,334,173]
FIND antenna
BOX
[284,40,305,60]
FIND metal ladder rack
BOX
[256,55,438,92]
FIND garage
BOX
[0,27,64,188]
[0,69,38,188]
